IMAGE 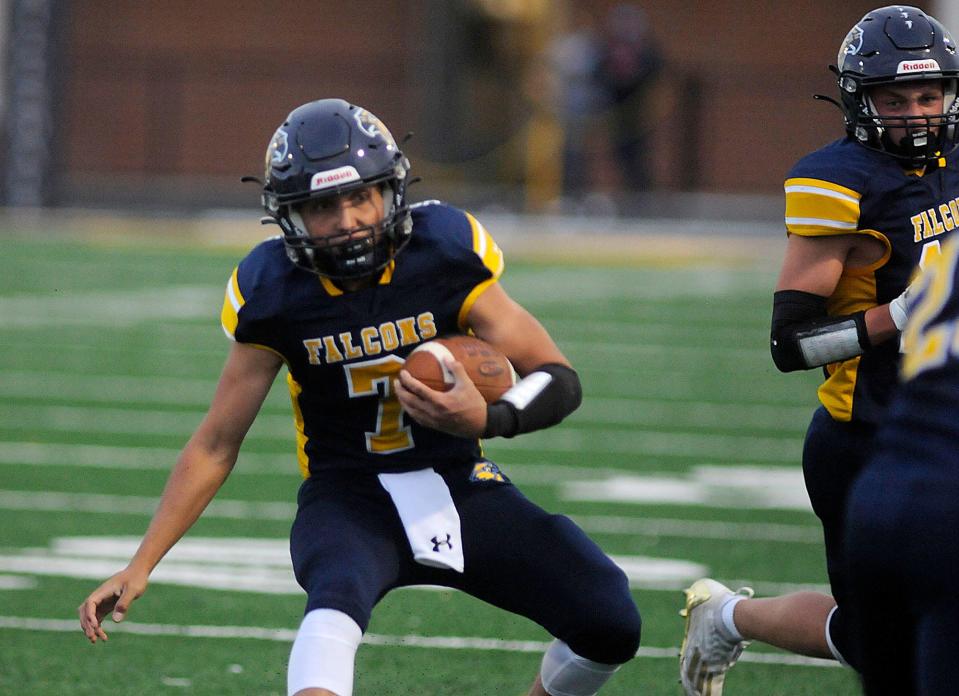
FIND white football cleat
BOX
[679,578,754,696]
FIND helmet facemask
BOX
[852,78,959,164]
[279,181,411,280]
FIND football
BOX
[403,335,516,403]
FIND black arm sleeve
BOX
[770,290,871,372]
[482,363,582,439]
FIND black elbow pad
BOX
[770,290,871,372]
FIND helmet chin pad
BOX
[881,129,932,164]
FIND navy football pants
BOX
[845,464,959,694]
[801,406,877,669]
[289,462,642,665]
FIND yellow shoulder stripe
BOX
[457,213,505,332]
[784,177,861,236]
[785,177,861,201]
[466,211,505,279]
[457,278,498,332]
[220,267,245,340]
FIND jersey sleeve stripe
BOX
[786,189,860,216]
[785,177,862,201]
[784,177,862,236]
[457,278,498,332]
[785,180,861,201]
[220,267,245,340]
[784,183,861,203]
[466,212,505,279]
[785,216,859,230]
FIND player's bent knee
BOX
[604,607,642,664]
[571,607,642,666]
[569,570,641,664]
[287,608,362,696]
[540,640,624,696]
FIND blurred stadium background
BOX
[2,0,954,215]
[2,1,957,694]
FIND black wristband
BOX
[482,401,520,439]
[481,363,581,439]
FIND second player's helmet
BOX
[261,99,412,279]
[836,5,959,162]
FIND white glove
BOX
[888,288,910,331]
[889,275,921,331]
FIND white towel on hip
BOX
[377,468,464,573]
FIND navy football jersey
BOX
[220,202,505,477]
[784,138,959,424]
[879,235,959,467]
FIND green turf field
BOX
[0,226,862,695]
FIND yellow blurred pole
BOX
[472,0,566,211]
[524,105,564,212]
[519,0,567,212]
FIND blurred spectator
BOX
[546,6,608,198]
[597,3,663,192]
[545,3,662,209]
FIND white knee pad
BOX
[540,640,621,696]
[287,608,363,696]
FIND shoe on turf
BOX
[679,578,755,696]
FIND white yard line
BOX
[0,403,294,438]
[0,402,801,460]
[0,615,837,668]
[489,428,801,462]
[0,489,295,520]
[0,371,221,406]
[0,286,221,327]
[0,534,829,596]
[0,441,293,473]
[0,485,819,540]
[572,515,821,543]
[0,371,810,430]
[561,339,770,363]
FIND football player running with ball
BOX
[680,6,959,694]
[77,99,640,696]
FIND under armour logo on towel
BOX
[431,534,453,552]
[378,468,464,573]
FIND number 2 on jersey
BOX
[902,240,959,379]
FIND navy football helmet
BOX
[835,5,959,163]
[261,99,412,279]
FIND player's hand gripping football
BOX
[78,566,149,643]
[396,357,488,438]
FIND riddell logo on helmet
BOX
[897,59,941,74]
[310,166,361,191]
